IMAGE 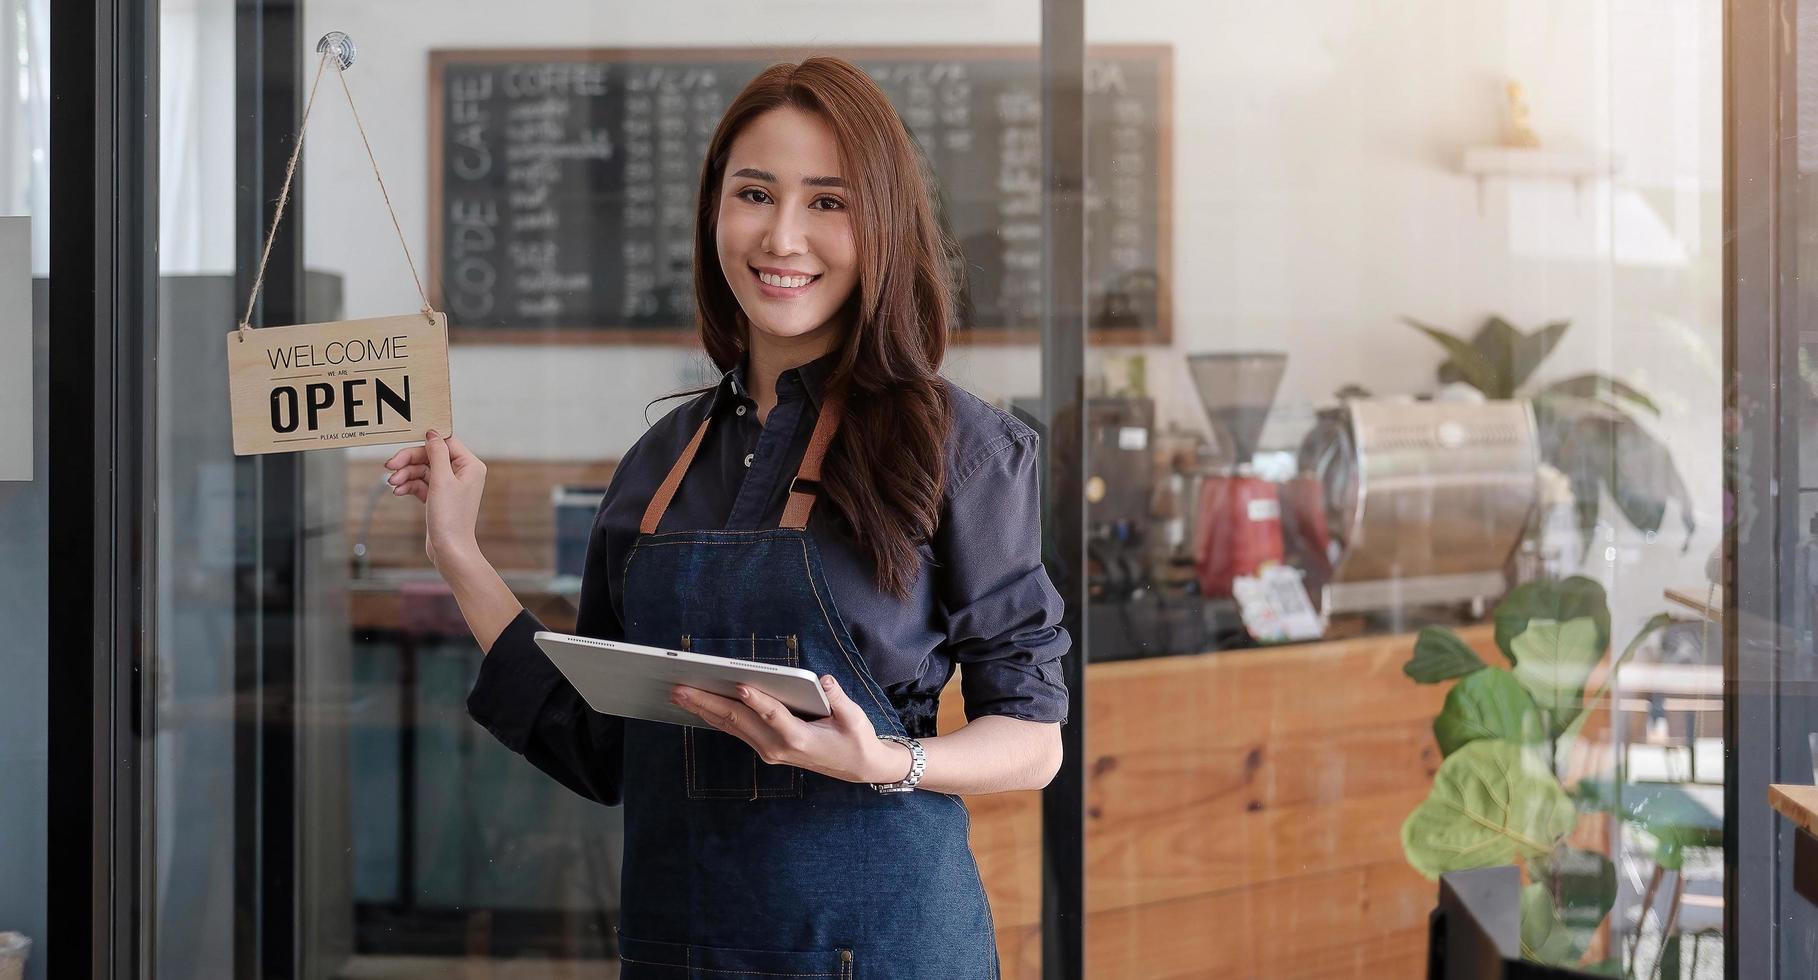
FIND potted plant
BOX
[1400,576,1670,973]
[1404,315,1694,555]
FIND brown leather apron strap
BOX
[639,413,714,534]
[780,389,845,530]
[638,387,847,535]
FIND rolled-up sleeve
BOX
[935,427,1072,725]
[465,469,632,807]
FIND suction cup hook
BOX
[316,32,356,71]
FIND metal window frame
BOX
[46,0,158,978]
[1039,0,1086,978]
[233,3,306,979]
[1726,0,1818,977]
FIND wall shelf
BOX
[1458,146,1623,215]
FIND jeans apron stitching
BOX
[792,535,904,734]
[678,633,806,800]
[630,536,970,815]
[615,531,996,974]
[791,535,978,813]
[626,533,903,736]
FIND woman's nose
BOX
[761,205,807,256]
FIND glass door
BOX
[0,3,49,979]
[1079,2,1725,976]
[1730,0,1818,976]
[147,2,1076,977]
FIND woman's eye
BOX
[737,188,772,205]
[811,196,846,211]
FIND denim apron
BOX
[610,390,1001,979]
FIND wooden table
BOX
[1618,662,1722,697]
[1770,784,1818,904]
[349,569,580,634]
[1665,584,1724,624]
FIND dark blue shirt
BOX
[466,351,1071,804]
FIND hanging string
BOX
[334,64,434,321]
[237,42,436,340]
[238,50,331,339]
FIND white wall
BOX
[159,0,1722,628]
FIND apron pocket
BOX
[681,634,805,800]
[617,931,855,978]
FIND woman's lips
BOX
[751,267,821,298]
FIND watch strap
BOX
[871,733,925,794]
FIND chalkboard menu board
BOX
[428,47,1171,344]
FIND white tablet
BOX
[533,631,832,730]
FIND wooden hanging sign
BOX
[226,312,453,455]
[227,34,456,456]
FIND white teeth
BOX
[758,271,814,288]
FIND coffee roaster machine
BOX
[1079,352,1541,660]
[1301,396,1539,615]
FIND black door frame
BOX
[1039,0,1086,977]
[1726,0,1818,977]
[233,3,307,979]
[46,0,158,978]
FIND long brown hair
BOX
[693,58,955,598]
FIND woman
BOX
[384,57,1069,979]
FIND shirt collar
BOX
[712,349,839,415]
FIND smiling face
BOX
[714,106,860,355]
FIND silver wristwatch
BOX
[871,733,926,794]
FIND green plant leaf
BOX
[1493,577,1611,666]
[1520,882,1585,965]
[1401,740,1577,879]
[1531,396,1604,558]
[1469,316,1524,394]
[1579,781,1723,871]
[1546,612,1672,767]
[1406,317,1506,396]
[1536,373,1661,415]
[1510,618,1605,738]
[1433,668,1543,755]
[1506,318,1572,392]
[1404,627,1487,684]
[1536,396,1697,553]
[1611,417,1697,547]
[1573,613,1676,726]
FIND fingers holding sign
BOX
[383,444,430,501]
[382,432,489,570]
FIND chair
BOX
[1579,780,1724,978]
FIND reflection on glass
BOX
[0,2,48,979]
[1083,2,1721,976]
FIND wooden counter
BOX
[942,626,1496,978]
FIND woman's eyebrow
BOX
[731,166,845,188]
